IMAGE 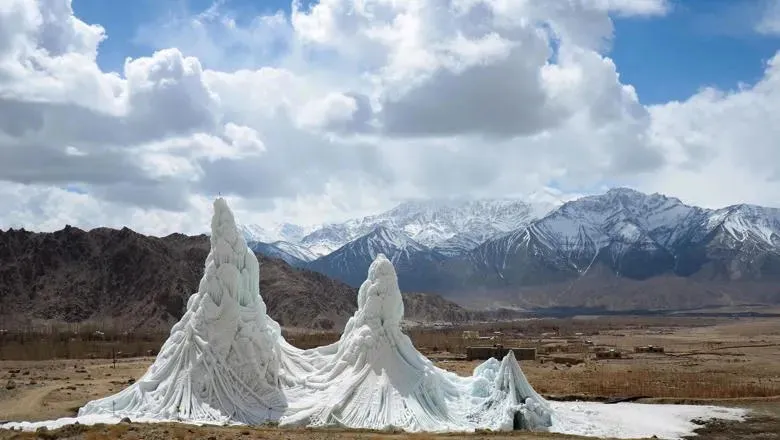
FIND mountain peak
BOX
[606,187,643,196]
[308,224,445,290]
[300,197,555,255]
[562,187,687,214]
[724,203,780,217]
[365,226,424,251]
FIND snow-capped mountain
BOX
[461,188,780,288]
[300,199,557,256]
[307,226,447,290]
[700,204,780,248]
[234,188,780,310]
[238,223,314,245]
[297,223,353,257]
[433,234,481,257]
[679,203,780,280]
[272,241,318,262]
[248,240,317,267]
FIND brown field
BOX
[1,316,780,439]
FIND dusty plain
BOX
[1,315,779,439]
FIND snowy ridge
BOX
[464,188,780,287]
[433,234,481,257]
[532,188,699,254]
[474,189,780,265]
[703,204,780,247]
[239,191,780,276]
[272,241,317,262]
[300,199,556,256]
[306,226,446,289]
[328,226,438,267]
[238,223,315,245]
[237,224,277,244]
[242,189,780,295]
[249,241,317,266]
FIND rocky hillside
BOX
[0,227,469,332]
[402,293,473,324]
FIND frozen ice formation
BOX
[78,198,287,424]
[76,198,552,432]
[278,254,552,432]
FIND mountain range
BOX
[245,188,780,311]
[0,227,469,332]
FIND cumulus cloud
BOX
[0,0,778,235]
[757,0,780,35]
[642,53,780,208]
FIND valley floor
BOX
[1,316,780,439]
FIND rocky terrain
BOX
[0,227,468,332]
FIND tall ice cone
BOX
[78,198,286,424]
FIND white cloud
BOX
[0,0,778,236]
[757,0,780,35]
[296,92,359,130]
[642,53,780,208]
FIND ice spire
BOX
[78,198,286,424]
[343,253,404,335]
[279,254,554,432]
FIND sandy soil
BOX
[1,317,779,439]
[0,423,592,440]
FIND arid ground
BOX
[1,314,779,439]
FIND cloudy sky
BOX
[1,0,779,235]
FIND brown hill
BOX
[447,261,780,311]
[0,226,469,332]
[402,293,472,324]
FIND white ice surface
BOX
[76,198,287,424]
[1,414,236,432]
[0,198,750,438]
[549,401,746,439]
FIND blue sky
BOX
[612,0,780,103]
[72,0,780,105]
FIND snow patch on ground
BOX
[549,401,746,439]
[2,414,235,432]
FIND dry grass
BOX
[0,315,758,361]
[558,367,780,399]
[0,330,167,361]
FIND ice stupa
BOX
[278,254,553,432]
[78,198,286,424]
